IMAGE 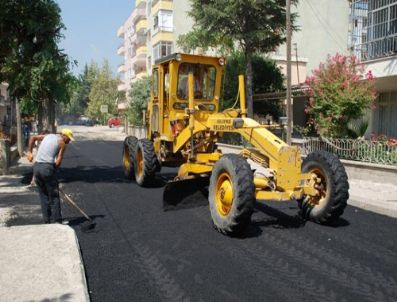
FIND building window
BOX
[373,91,397,137]
[153,41,173,61]
[153,10,173,34]
[366,1,397,59]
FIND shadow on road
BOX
[252,201,350,230]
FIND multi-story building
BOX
[146,0,197,74]
[117,0,148,110]
[350,0,397,138]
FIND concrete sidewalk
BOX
[349,179,397,218]
[0,224,89,302]
[0,158,90,302]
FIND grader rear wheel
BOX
[298,151,349,224]
[209,154,255,235]
[122,136,138,179]
[134,139,160,187]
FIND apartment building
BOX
[350,0,397,138]
[117,0,195,103]
[273,0,350,85]
[116,0,148,109]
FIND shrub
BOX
[305,54,376,138]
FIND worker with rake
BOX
[27,128,74,224]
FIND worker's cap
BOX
[61,128,75,141]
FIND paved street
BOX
[55,127,397,302]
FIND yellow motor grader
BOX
[122,53,349,235]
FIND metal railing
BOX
[301,137,397,166]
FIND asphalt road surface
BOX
[59,132,397,302]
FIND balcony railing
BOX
[117,26,124,38]
[117,44,125,56]
[353,36,397,62]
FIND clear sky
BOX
[56,0,135,76]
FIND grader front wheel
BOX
[298,151,349,224]
[209,154,255,235]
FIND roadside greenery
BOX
[178,0,298,117]
[0,0,75,132]
[86,60,120,122]
[222,52,284,118]
[127,77,151,126]
[305,54,377,138]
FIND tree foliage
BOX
[178,0,297,117]
[222,52,284,116]
[0,0,75,131]
[305,54,377,138]
[58,63,96,118]
[86,60,120,121]
[127,76,151,126]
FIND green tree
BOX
[58,64,95,119]
[127,76,151,126]
[0,0,75,132]
[86,60,119,122]
[178,0,297,117]
[305,54,376,138]
[222,52,284,118]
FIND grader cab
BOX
[122,53,349,235]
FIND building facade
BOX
[273,0,350,85]
[116,0,148,110]
[117,0,196,108]
[350,0,397,138]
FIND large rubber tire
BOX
[209,154,255,235]
[122,136,138,179]
[134,139,160,187]
[298,150,349,224]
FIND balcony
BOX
[117,64,126,74]
[132,55,146,67]
[135,19,147,34]
[132,70,148,83]
[152,0,173,15]
[151,31,173,46]
[354,36,397,62]
[136,45,147,58]
[132,8,146,23]
[117,25,124,38]
[135,0,146,9]
[117,82,127,92]
[117,44,125,56]
[136,71,147,80]
[134,35,146,47]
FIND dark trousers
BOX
[33,163,61,223]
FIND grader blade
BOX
[163,177,209,211]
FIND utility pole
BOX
[15,99,23,157]
[294,43,300,84]
[286,0,293,145]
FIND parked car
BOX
[108,117,123,128]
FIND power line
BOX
[305,0,347,50]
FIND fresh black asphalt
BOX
[56,138,397,302]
